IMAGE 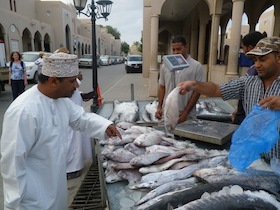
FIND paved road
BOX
[0,63,151,208]
[0,63,150,133]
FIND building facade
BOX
[143,0,280,97]
[0,0,121,66]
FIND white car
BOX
[125,55,142,73]
[21,51,52,83]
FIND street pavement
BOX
[0,72,153,209]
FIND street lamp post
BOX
[73,0,112,113]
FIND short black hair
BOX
[172,35,187,46]
[37,73,65,84]
[37,73,49,84]
[242,31,265,47]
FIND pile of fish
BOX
[143,166,280,210]
[99,123,280,209]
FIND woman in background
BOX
[9,51,28,100]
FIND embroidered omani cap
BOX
[41,52,79,78]
[246,36,280,57]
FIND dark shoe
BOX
[67,170,82,180]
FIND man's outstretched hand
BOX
[105,124,122,139]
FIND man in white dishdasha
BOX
[1,52,121,210]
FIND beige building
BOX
[0,0,121,64]
[143,0,280,97]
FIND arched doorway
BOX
[22,28,32,51]
[44,33,51,52]
[34,31,42,51]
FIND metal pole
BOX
[130,83,134,101]
[91,0,99,113]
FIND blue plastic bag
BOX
[228,105,280,171]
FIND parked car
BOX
[100,55,111,66]
[109,56,116,65]
[78,53,100,68]
[125,55,142,73]
[20,51,52,83]
[0,66,9,94]
[116,56,122,64]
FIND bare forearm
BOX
[178,81,221,97]
[259,96,280,110]
[24,72,27,81]
[155,85,165,119]
[182,91,200,115]
[157,85,165,108]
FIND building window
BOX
[9,0,12,10]
[14,0,16,12]
[10,39,19,52]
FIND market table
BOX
[96,98,239,209]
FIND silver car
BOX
[100,55,111,66]
[78,54,100,68]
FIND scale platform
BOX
[173,119,239,145]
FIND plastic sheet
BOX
[229,105,280,171]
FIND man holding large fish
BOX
[155,35,206,125]
[178,36,280,161]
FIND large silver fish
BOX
[174,191,279,210]
[100,134,137,146]
[139,156,190,174]
[154,149,196,164]
[108,100,121,122]
[141,108,152,122]
[124,143,146,156]
[135,177,197,206]
[115,121,135,130]
[139,155,228,188]
[129,147,172,166]
[133,132,163,147]
[193,167,280,193]
[105,167,124,183]
[103,147,137,163]
[117,169,142,185]
[111,162,136,170]
[164,87,181,131]
[196,100,232,121]
[124,125,155,134]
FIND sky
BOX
[226,6,274,32]
[64,0,143,46]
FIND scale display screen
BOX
[162,54,189,71]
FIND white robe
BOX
[1,85,112,210]
[66,86,92,173]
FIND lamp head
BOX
[73,0,87,12]
[96,0,113,19]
